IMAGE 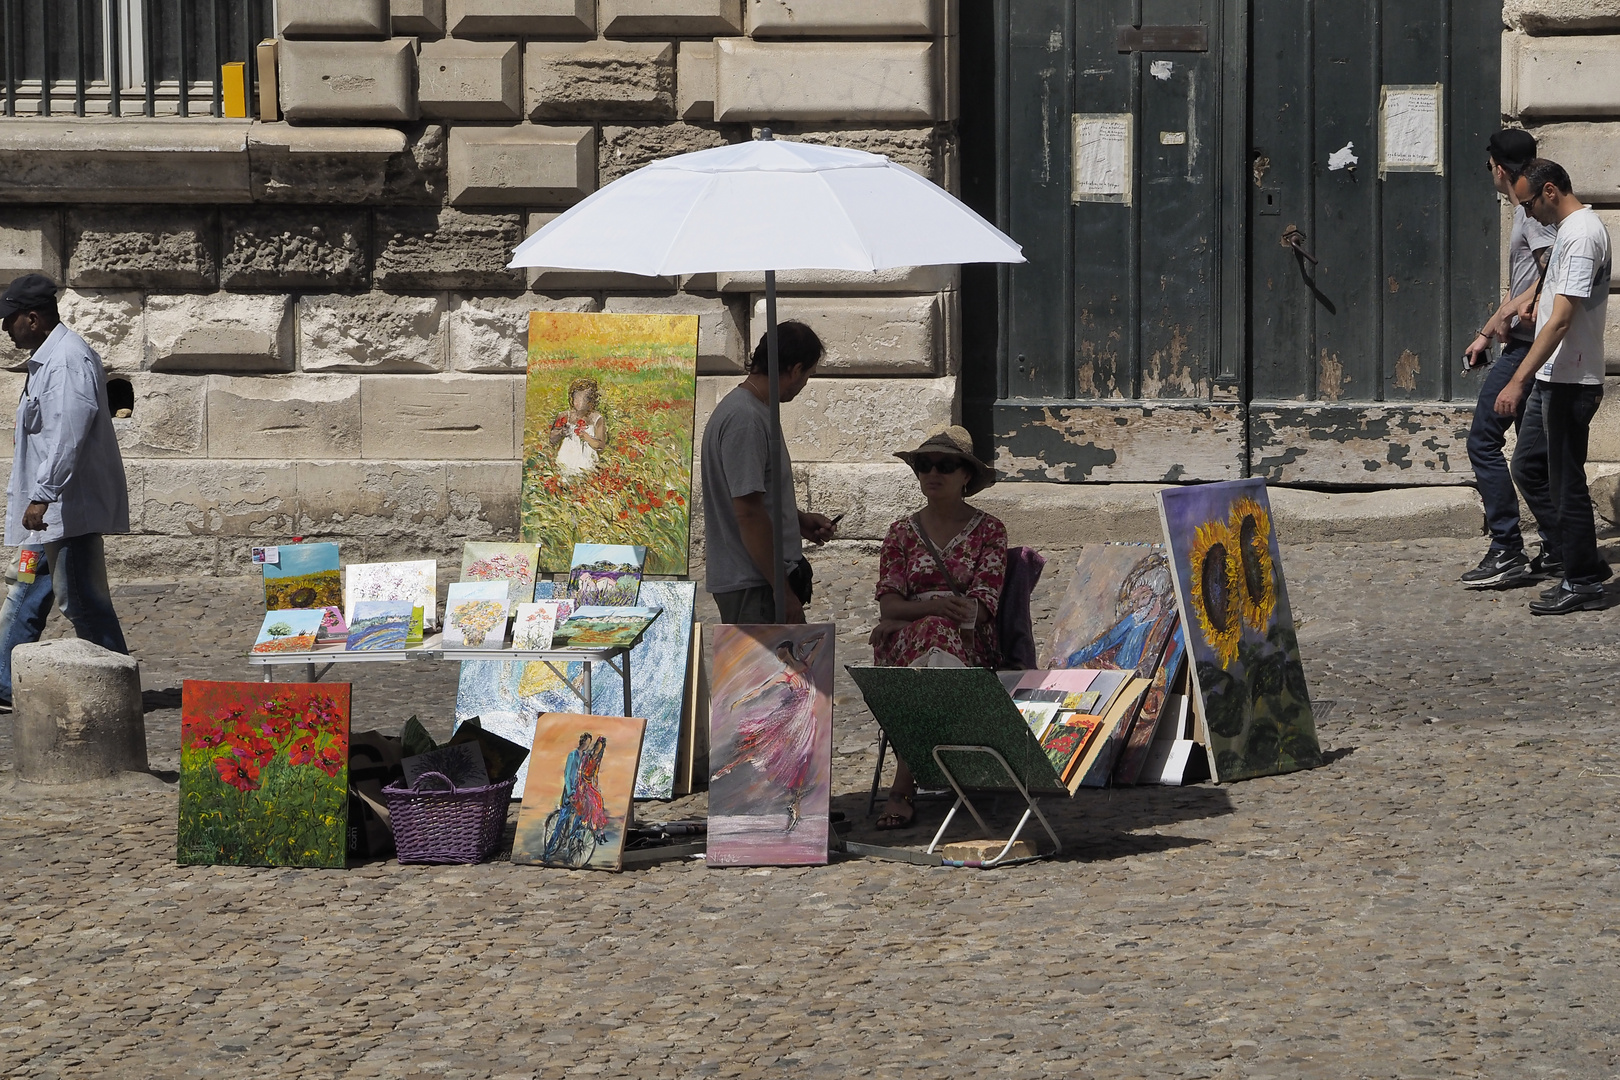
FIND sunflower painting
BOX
[1157,480,1321,783]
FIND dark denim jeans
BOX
[713,586,779,624]
[1513,381,1610,588]
[1469,343,1536,554]
[0,554,53,702]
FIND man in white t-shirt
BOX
[1495,159,1613,614]
[1458,129,1557,588]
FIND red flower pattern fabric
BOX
[873,512,1008,668]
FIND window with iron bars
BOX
[0,0,275,118]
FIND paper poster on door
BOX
[1072,113,1132,205]
[1378,84,1443,177]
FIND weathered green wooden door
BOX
[992,1,1501,485]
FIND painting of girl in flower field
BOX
[523,312,699,576]
[177,681,350,868]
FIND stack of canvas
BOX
[1007,668,1150,790]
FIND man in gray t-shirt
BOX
[1458,129,1557,589]
[701,321,837,624]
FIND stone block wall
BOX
[1504,1,1620,475]
[0,0,960,578]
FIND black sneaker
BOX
[1528,549,1565,580]
[1460,549,1531,587]
[1529,583,1606,615]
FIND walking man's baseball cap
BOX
[1487,129,1537,167]
[0,274,59,319]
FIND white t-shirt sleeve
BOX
[1554,231,1602,300]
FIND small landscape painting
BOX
[251,609,324,655]
[346,601,414,652]
[708,624,834,867]
[177,681,350,868]
[550,606,660,650]
[1157,479,1322,783]
[523,312,699,577]
[566,543,646,606]
[262,542,342,611]
[511,713,646,871]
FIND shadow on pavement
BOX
[832,779,1237,864]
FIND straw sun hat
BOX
[893,425,997,496]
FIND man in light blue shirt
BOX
[0,274,130,686]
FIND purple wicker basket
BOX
[382,770,515,864]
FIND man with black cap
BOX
[1458,129,1558,588]
[0,274,130,670]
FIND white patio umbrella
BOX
[510,133,1025,621]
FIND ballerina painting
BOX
[708,624,835,867]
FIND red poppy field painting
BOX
[178,681,351,868]
[522,313,699,576]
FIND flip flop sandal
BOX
[875,792,915,830]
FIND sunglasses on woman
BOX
[911,455,966,475]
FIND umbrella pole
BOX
[765,269,788,623]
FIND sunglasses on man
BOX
[911,455,966,475]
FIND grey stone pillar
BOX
[12,639,148,784]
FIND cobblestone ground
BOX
[1,538,1618,1079]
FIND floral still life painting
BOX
[316,606,348,643]
[708,625,834,867]
[511,602,562,650]
[460,542,541,608]
[251,609,324,655]
[550,606,660,650]
[178,681,350,868]
[346,601,414,652]
[523,313,699,577]
[511,713,646,871]
[566,543,647,606]
[345,560,438,630]
[445,601,508,649]
[1156,480,1322,783]
[262,542,342,611]
[444,581,509,648]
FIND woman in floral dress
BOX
[869,426,1006,829]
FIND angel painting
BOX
[1060,552,1177,673]
[711,631,831,833]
